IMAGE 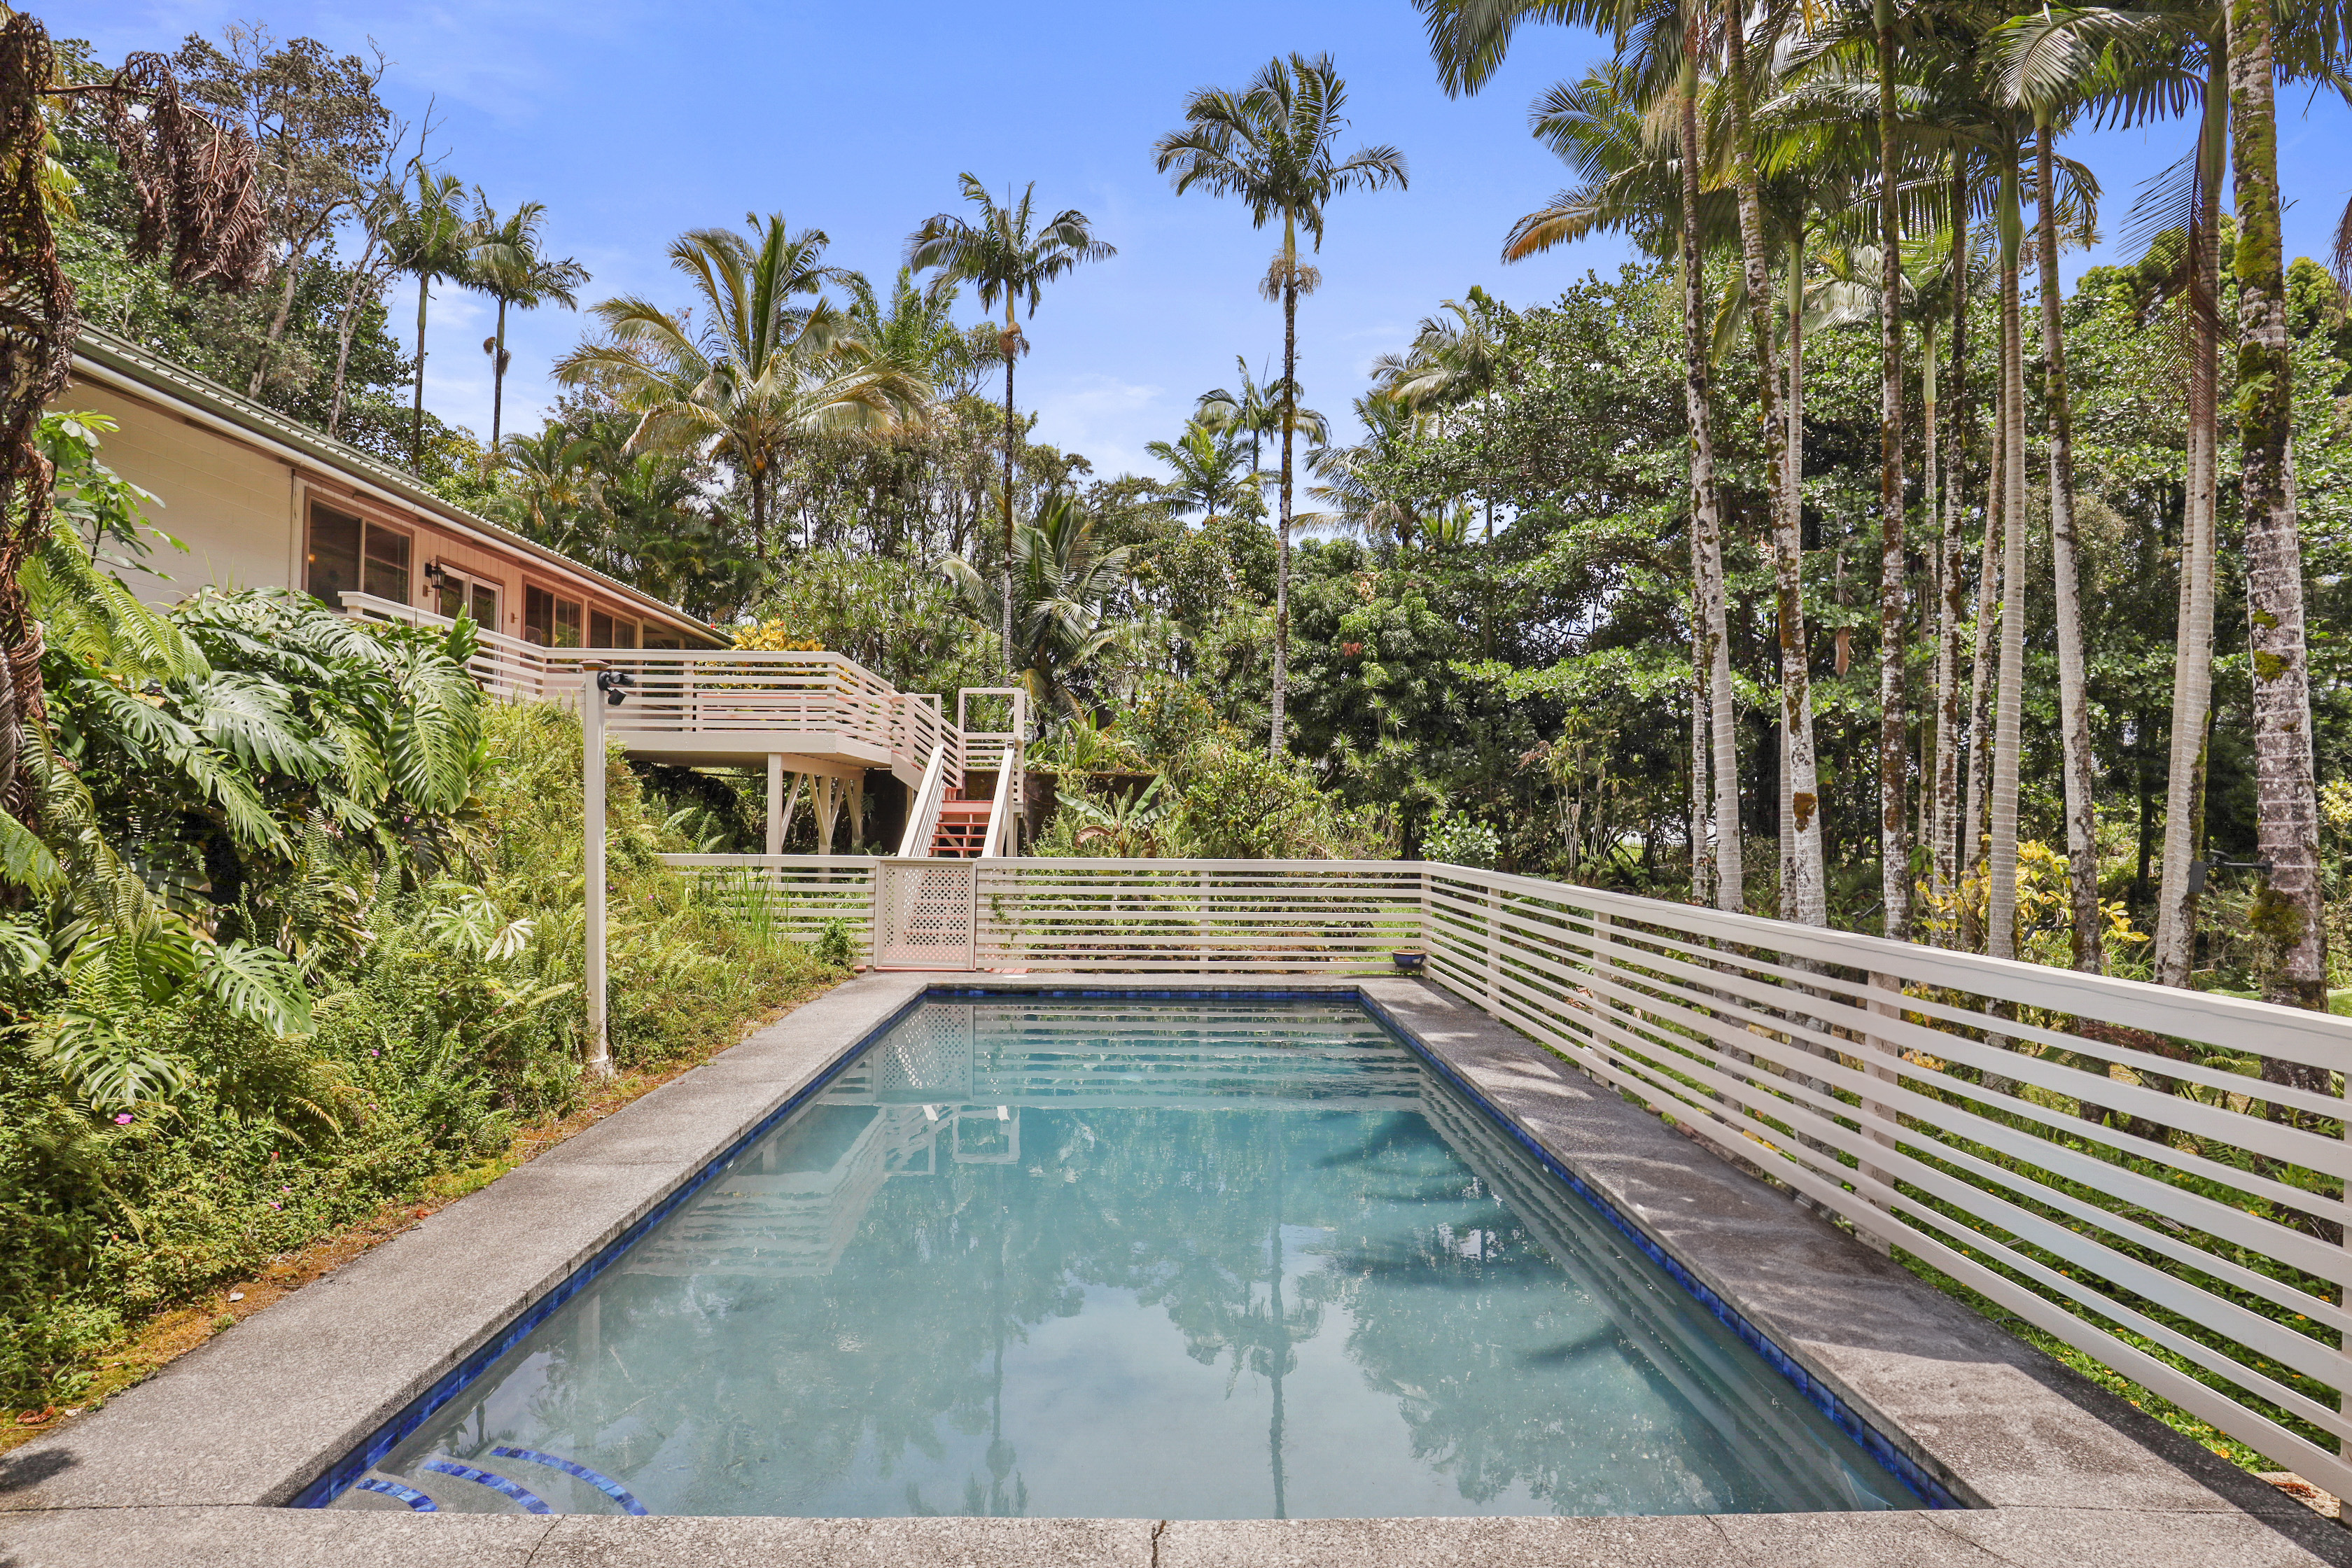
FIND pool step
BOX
[493,1446,651,1516]
[354,1477,437,1511]
[422,1460,552,1513]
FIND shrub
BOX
[1422,808,1500,869]
[1171,738,1387,860]
[814,918,856,969]
[0,699,832,1412]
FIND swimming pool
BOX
[326,993,1927,1519]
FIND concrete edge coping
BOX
[3,971,2343,1568]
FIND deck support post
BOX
[766,755,787,857]
[814,776,843,855]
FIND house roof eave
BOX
[65,326,727,648]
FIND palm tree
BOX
[1865,0,1917,945]
[467,197,588,450]
[1155,53,1407,757]
[1196,356,1282,474]
[1147,420,1261,520]
[1308,395,1427,550]
[552,214,927,562]
[942,493,1133,720]
[1932,178,1975,930]
[1979,52,2105,970]
[2229,0,2330,1023]
[1730,62,1861,929]
[2008,0,2344,989]
[1706,0,1837,927]
[1984,134,2031,962]
[1800,224,1980,927]
[1672,22,1747,917]
[384,167,479,468]
[1298,395,1420,550]
[1373,286,1511,538]
[1828,5,2041,960]
[498,426,596,545]
[908,176,1115,682]
[2010,1,2227,984]
[1772,0,1932,936]
[1495,50,1747,914]
[1376,287,1508,420]
[844,266,1000,398]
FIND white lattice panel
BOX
[876,859,975,969]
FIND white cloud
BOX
[1028,373,1167,481]
[80,0,645,125]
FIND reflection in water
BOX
[333,998,1921,1520]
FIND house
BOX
[55,328,1025,866]
[57,326,722,650]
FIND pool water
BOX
[331,995,1924,1519]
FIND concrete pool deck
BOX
[4,974,2346,1568]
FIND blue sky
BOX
[66,1,2352,482]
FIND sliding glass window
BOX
[304,499,411,608]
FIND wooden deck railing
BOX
[342,592,1000,794]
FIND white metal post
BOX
[1483,879,1502,1013]
[1589,908,1612,1048]
[1857,969,1903,1254]
[582,664,612,1077]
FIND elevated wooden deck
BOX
[342,592,1023,856]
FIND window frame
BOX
[524,583,586,649]
[588,609,640,650]
[434,565,503,631]
[304,496,412,610]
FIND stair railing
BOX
[896,742,951,858]
[978,750,1018,858]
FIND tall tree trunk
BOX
[1963,338,2003,947]
[1779,708,1794,916]
[1726,15,1823,926]
[1921,315,1942,906]
[1875,0,1912,941]
[2228,0,2329,1032]
[2036,118,2103,972]
[1779,228,1807,917]
[1935,160,1971,934]
[412,273,430,468]
[490,298,508,450]
[248,246,309,398]
[750,464,769,564]
[327,232,382,438]
[1691,587,1714,906]
[1001,327,1017,682]
[1271,214,1298,758]
[1679,62,1742,913]
[1987,153,2029,961]
[2153,65,2227,988]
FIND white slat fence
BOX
[662,852,2352,1497]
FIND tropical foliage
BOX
[0,416,837,1415]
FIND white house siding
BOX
[64,377,296,608]
[55,365,716,650]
